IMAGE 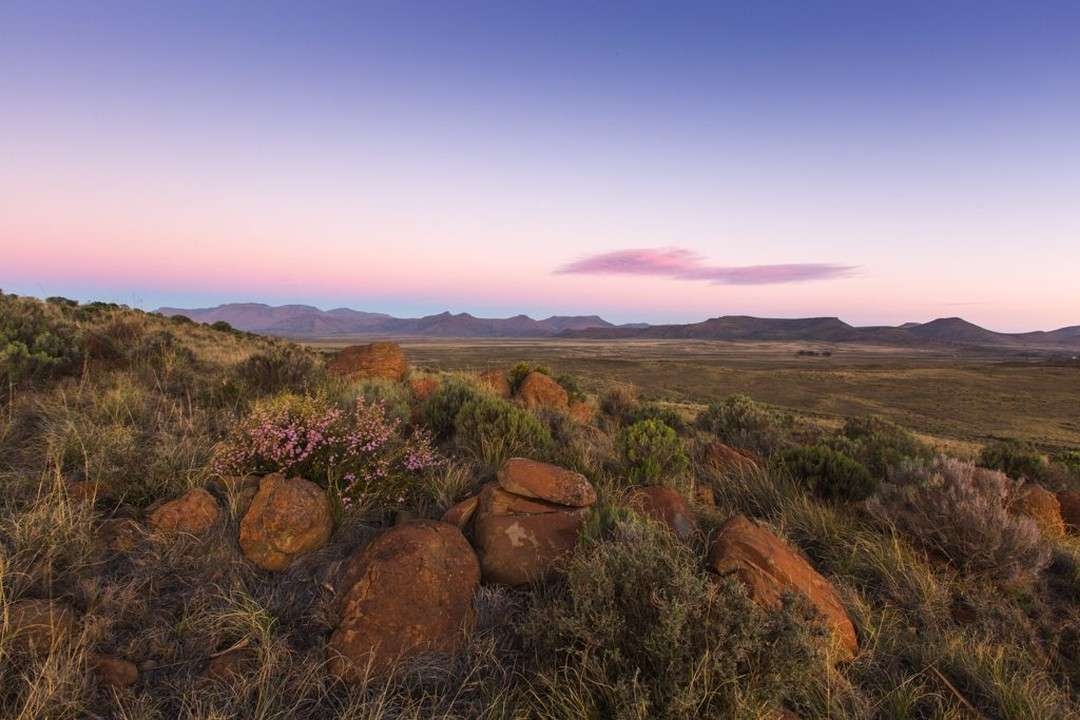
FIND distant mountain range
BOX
[156,303,1080,351]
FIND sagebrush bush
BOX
[839,415,930,478]
[453,394,552,468]
[232,343,321,396]
[599,383,639,419]
[617,418,689,487]
[869,457,1051,584]
[518,518,827,719]
[774,444,877,502]
[213,393,439,509]
[696,394,791,457]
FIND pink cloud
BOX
[555,247,856,285]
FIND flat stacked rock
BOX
[472,458,596,586]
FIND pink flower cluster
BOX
[214,395,440,507]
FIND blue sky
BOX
[2,1,1078,329]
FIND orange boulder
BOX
[626,486,697,540]
[707,515,857,661]
[516,371,568,412]
[702,441,761,475]
[146,488,220,536]
[478,369,512,399]
[239,474,333,571]
[1010,484,1065,539]
[496,457,596,507]
[328,521,480,680]
[326,342,407,382]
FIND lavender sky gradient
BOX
[2,2,1078,331]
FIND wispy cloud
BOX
[555,247,856,285]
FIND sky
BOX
[2,1,1078,331]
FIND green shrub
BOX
[353,377,412,424]
[508,361,551,393]
[617,419,689,487]
[696,394,792,457]
[0,292,82,385]
[518,518,827,719]
[422,377,484,440]
[555,372,586,403]
[774,444,877,502]
[454,394,552,467]
[210,320,235,333]
[980,440,1047,481]
[233,344,321,396]
[839,415,930,477]
[626,402,688,433]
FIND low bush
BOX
[453,394,552,467]
[696,394,792,457]
[627,402,688,433]
[508,361,551,393]
[774,444,877,502]
[0,292,82,386]
[869,457,1051,584]
[617,418,689,487]
[599,384,639,419]
[422,377,484,440]
[555,372,586,403]
[518,518,827,719]
[232,344,321,396]
[213,393,440,509]
[839,415,930,478]
[980,440,1047,481]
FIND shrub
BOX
[627,402,688,433]
[600,384,639,419]
[980,440,1047,481]
[617,419,689,487]
[232,344,321,396]
[839,415,930,478]
[869,457,1051,584]
[518,518,827,719]
[696,394,792,457]
[422,377,484,440]
[774,444,877,502]
[0,293,82,385]
[555,372,586,403]
[508,361,551,393]
[213,393,440,509]
[453,394,552,467]
[1056,450,1080,476]
[210,320,235,333]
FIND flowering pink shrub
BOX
[214,394,439,508]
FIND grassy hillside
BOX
[3,293,1080,719]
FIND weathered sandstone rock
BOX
[239,474,333,571]
[516,371,568,412]
[496,457,596,507]
[625,486,697,540]
[146,488,220,536]
[326,342,407,382]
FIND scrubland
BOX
[3,293,1080,719]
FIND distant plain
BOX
[309,337,1080,451]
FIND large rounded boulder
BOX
[478,369,512,399]
[146,488,220,536]
[327,342,407,382]
[1010,484,1065,539]
[515,371,568,412]
[327,521,480,681]
[239,474,333,571]
[496,457,596,507]
[707,515,858,662]
[625,486,697,540]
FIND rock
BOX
[496,457,596,507]
[4,599,78,655]
[239,474,333,571]
[473,483,589,586]
[568,400,596,424]
[707,515,857,661]
[1010,484,1065,539]
[66,478,110,504]
[1058,491,1080,534]
[478,369,512,399]
[90,653,139,688]
[206,647,255,681]
[146,488,220,536]
[702,442,761,475]
[441,495,480,530]
[328,521,480,680]
[326,342,407,381]
[625,486,697,540]
[516,371,568,412]
[409,376,440,402]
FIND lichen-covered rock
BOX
[516,371,568,411]
[90,653,139,688]
[4,599,78,655]
[1011,484,1065,539]
[625,486,697,540]
[326,342,407,381]
[328,521,480,680]
[496,457,596,507]
[707,515,857,662]
[146,488,220,536]
[472,482,590,586]
[239,474,333,571]
[478,369,511,399]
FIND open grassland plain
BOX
[4,294,1080,720]
[311,337,1080,452]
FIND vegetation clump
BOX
[617,418,689,487]
[696,394,793,457]
[454,394,552,467]
[773,443,877,502]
